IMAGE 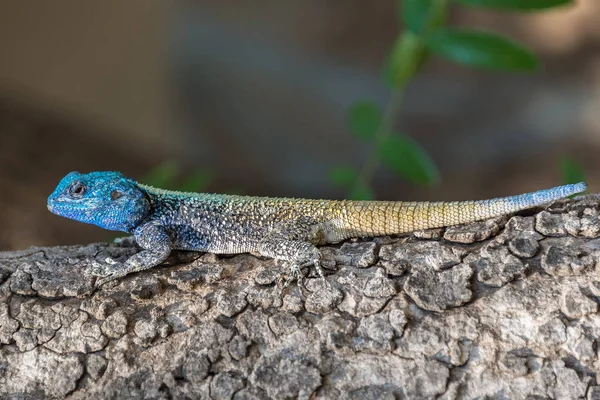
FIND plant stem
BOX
[353,87,406,193]
[350,0,449,197]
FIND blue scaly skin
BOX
[47,171,587,289]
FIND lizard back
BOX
[138,182,586,247]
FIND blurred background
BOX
[0,0,599,250]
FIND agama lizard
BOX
[47,171,587,288]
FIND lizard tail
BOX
[338,182,587,238]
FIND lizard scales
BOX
[47,171,587,288]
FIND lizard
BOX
[47,171,587,289]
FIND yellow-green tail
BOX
[337,183,586,239]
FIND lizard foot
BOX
[113,235,137,248]
[89,259,125,289]
[276,258,328,294]
[94,275,120,289]
[276,262,308,292]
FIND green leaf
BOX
[142,161,180,189]
[348,102,382,140]
[402,0,434,34]
[379,135,440,186]
[560,156,586,186]
[453,0,573,11]
[329,166,358,188]
[349,181,375,200]
[426,28,539,71]
[402,0,447,34]
[384,32,424,88]
[178,170,213,193]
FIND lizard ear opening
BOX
[110,190,124,201]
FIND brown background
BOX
[0,0,599,250]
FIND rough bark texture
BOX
[2,196,600,399]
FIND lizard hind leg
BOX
[258,237,325,286]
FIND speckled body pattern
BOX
[47,171,587,287]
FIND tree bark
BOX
[1,195,600,399]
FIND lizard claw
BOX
[104,257,119,265]
[276,271,296,289]
[313,259,326,281]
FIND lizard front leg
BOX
[95,224,172,288]
[258,236,324,284]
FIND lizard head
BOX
[47,171,151,232]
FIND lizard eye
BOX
[110,190,124,201]
[69,182,86,198]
